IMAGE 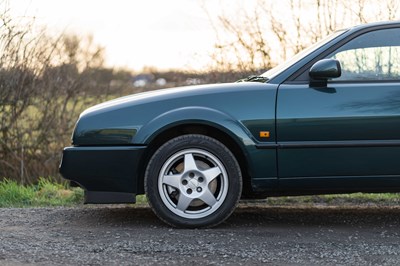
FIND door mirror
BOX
[309,59,341,87]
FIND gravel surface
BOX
[0,204,399,265]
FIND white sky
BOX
[9,0,257,71]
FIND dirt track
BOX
[1,204,399,265]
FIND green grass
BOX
[1,178,399,207]
[135,194,148,204]
[250,193,400,206]
[0,178,84,207]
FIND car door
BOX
[276,27,400,192]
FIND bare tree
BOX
[207,0,400,74]
[0,3,127,183]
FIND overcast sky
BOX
[9,0,256,71]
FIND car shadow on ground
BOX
[72,205,400,229]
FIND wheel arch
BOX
[136,122,253,197]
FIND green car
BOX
[60,21,400,228]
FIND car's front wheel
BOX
[145,134,242,228]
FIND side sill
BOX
[85,191,136,204]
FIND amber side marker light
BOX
[259,131,270,138]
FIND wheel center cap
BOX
[188,179,199,189]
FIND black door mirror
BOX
[309,59,341,87]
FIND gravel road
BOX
[1,203,399,265]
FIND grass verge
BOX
[242,193,400,207]
[1,178,399,207]
[0,178,84,207]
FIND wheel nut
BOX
[196,187,202,192]
[189,172,195,178]
[182,180,188,185]
[187,188,193,194]
[198,176,204,183]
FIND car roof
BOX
[347,20,400,31]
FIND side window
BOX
[329,28,400,81]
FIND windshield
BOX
[261,30,346,80]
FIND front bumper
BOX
[59,145,146,203]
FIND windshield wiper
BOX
[236,75,269,83]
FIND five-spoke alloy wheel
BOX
[145,134,242,228]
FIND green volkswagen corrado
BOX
[60,21,400,228]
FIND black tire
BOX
[145,134,242,228]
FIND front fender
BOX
[134,105,278,192]
[133,106,255,147]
